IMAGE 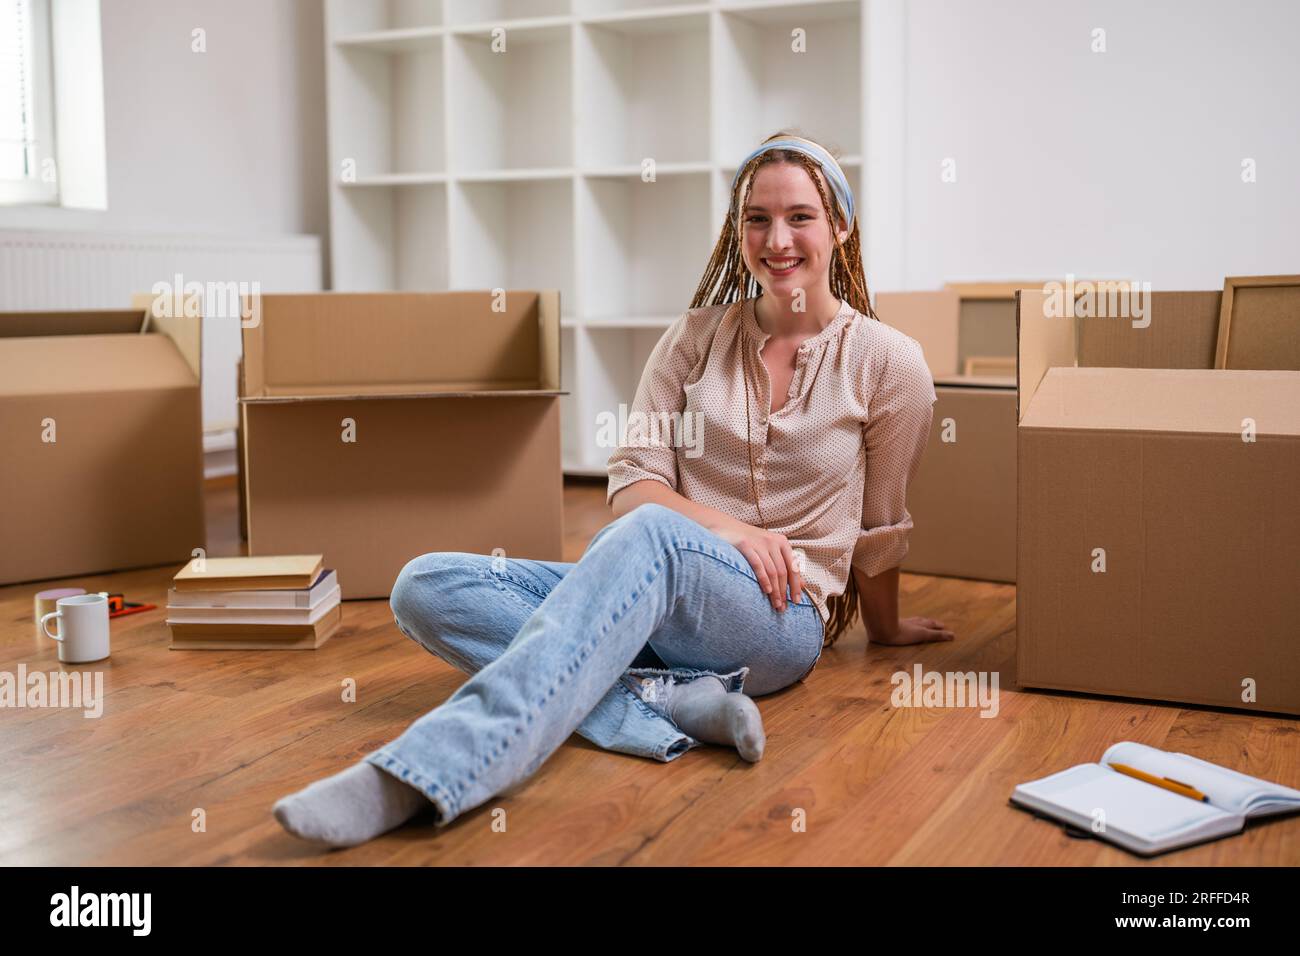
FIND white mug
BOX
[40,593,111,663]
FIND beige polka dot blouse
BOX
[605,297,937,625]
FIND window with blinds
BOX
[1,0,57,203]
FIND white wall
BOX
[887,0,1299,291]
[0,0,327,240]
[0,0,328,477]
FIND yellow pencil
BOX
[1108,762,1209,802]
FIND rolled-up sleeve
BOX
[606,311,698,506]
[850,333,937,577]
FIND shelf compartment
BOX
[334,27,444,53]
[583,314,679,328]
[445,0,572,28]
[577,325,676,472]
[574,10,710,169]
[340,172,451,187]
[579,170,711,323]
[451,177,576,313]
[331,40,447,178]
[576,0,709,18]
[327,0,443,36]
[448,23,573,172]
[715,0,861,165]
[332,183,449,291]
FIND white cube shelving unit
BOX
[325,0,865,476]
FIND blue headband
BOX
[731,137,855,232]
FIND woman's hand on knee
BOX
[713,517,803,613]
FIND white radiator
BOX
[0,228,323,476]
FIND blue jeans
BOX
[365,502,826,827]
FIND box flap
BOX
[537,287,560,392]
[241,290,561,399]
[875,290,960,377]
[0,333,199,396]
[1020,366,1300,435]
[1216,276,1300,371]
[0,309,147,338]
[1016,289,1078,421]
[132,290,204,381]
[1078,290,1219,370]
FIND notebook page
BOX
[1173,752,1300,817]
[1102,741,1300,815]
[1016,764,1236,842]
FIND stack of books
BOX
[166,555,342,650]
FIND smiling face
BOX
[739,160,849,299]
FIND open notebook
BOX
[1010,741,1300,856]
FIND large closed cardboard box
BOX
[876,288,1019,582]
[1017,288,1300,716]
[0,296,205,585]
[239,291,565,599]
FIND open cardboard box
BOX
[238,291,566,599]
[874,286,1025,582]
[0,293,205,585]
[1017,288,1300,716]
[875,281,1140,583]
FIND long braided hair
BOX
[687,130,879,649]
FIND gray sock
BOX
[273,762,431,848]
[667,675,766,762]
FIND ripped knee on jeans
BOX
[619,666,749,719]
[633,674,674,706]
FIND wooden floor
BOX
[2,476,1297,866]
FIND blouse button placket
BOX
[791,342,814,398]
[751,345,771,437]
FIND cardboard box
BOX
[1017,288,1300,716]
[236,356,248,542]
[239,291,565,599]
[875,282,1129,582]
[0,296,205,585]
[901,382,1017,582]
[945,282,1028,376]
[875,288,1020,582]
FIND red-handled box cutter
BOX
[105,594,157,619]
